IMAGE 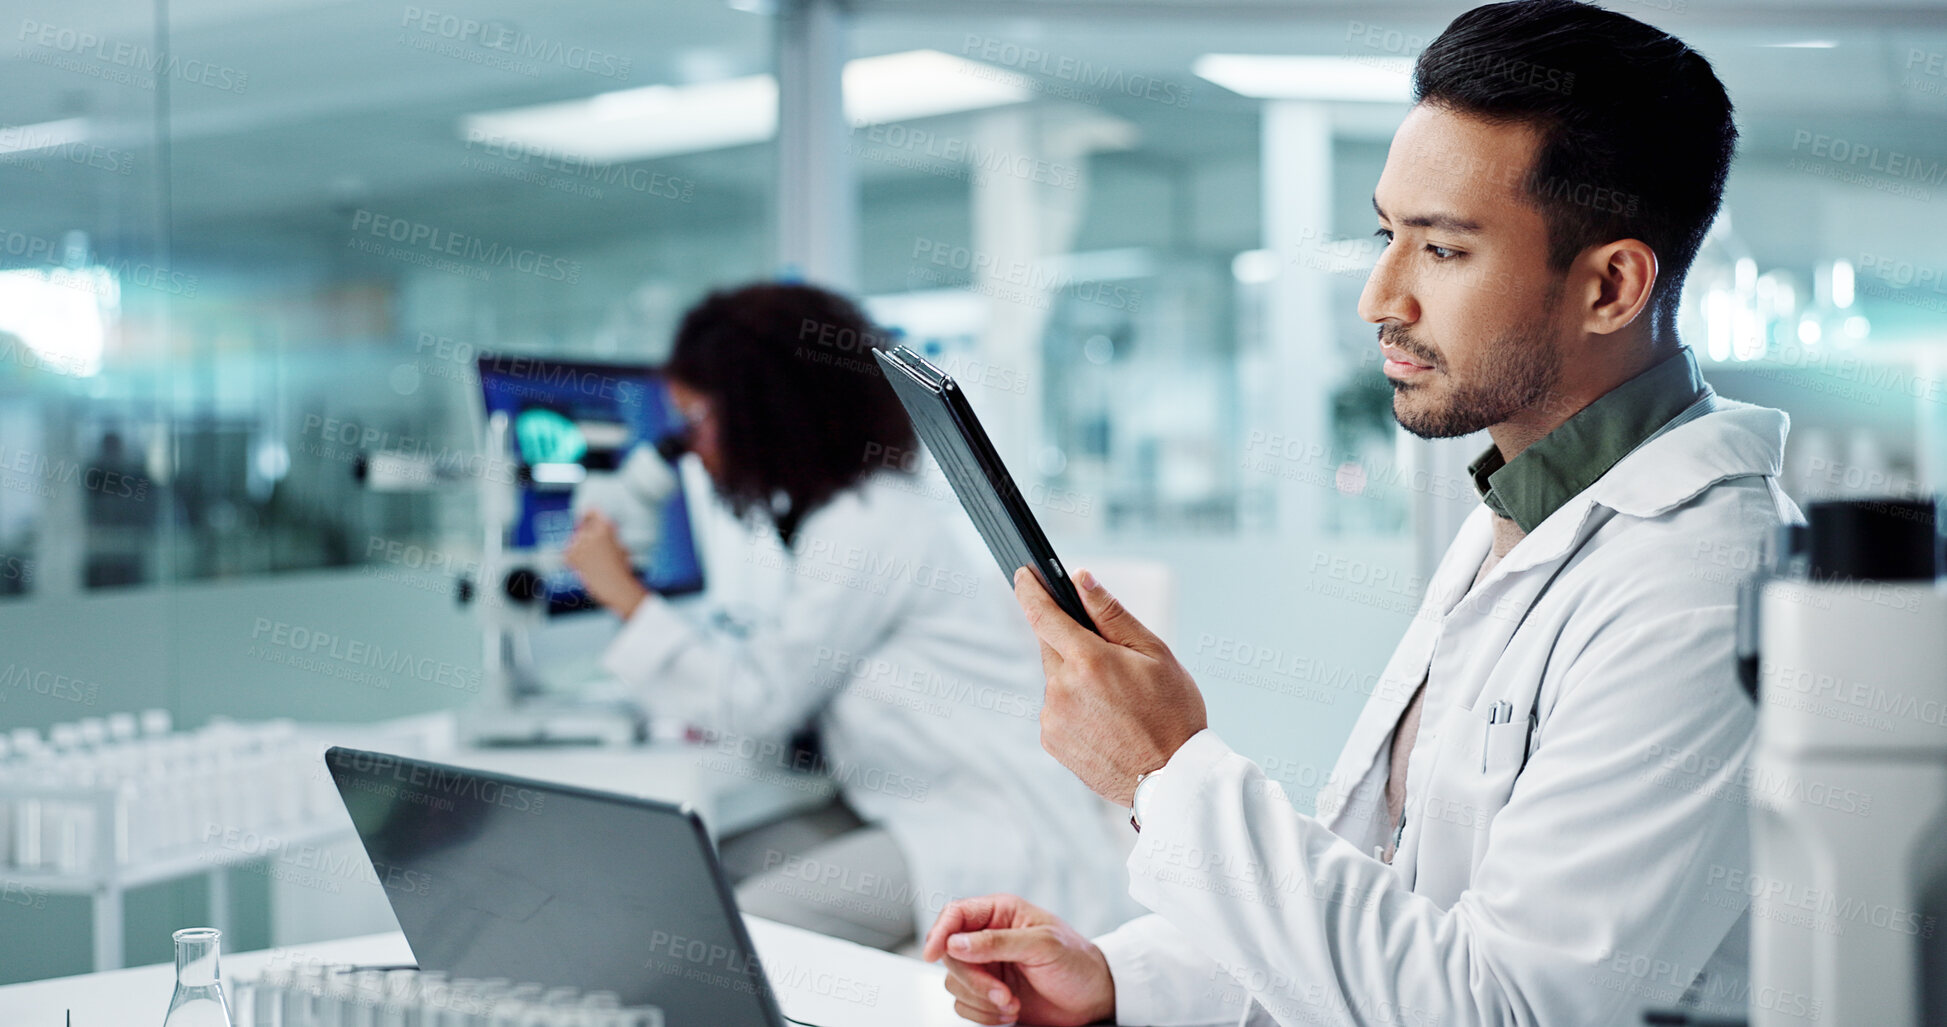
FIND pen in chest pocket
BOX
[1482,700,1513,772]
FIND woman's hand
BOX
[564,510,650,619]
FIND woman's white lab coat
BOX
[1096,397,1800,1026]
[602,470,1140,938]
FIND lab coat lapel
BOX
[1315,508,1493,836]
[1390,496,1614,891]
[1420,491,1614,710]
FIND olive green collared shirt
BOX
[1467,348,1711,533]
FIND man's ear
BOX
[1576,239,1658,337]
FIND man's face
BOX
[1359,104,1572,439]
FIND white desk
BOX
[0,916,976,1026]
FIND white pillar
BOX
[1262,100,1335,540]
[37,401,85,597]
[969,108,1047,469]
[1917,350,1947,496]
[966,107,1126,473]
[775,0,856,291]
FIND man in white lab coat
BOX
[923,2,1803,1024]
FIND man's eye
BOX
[1426,244,1462,260]
[1373,228,1393,245]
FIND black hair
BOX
[1414,0,1736,333]
[664,282,917,541]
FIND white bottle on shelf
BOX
[0,734,13,867]
[141,709,173,737]
[10,732,49,870]
[47,754,96,875]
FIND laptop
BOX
[325,746,789,1025]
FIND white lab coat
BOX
[603,471,1141,938]
[1097,395,1800,1026]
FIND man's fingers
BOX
[922,896,999,961]
[1035,636,1062,682]
[953,999,1014,1026]
[1013,567,1094,660]
[943,957,1016,1016]
[943,957,1009,996]
[1074,567,1167,656]
[945,926,1056,965]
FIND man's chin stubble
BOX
[1389,380,1443,440]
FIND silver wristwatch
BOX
[1129,768,1162,832]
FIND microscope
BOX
[454,408,688,746]
[1736,497,1947,1026]
[356,356,706,747]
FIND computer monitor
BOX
[476,355,705,614]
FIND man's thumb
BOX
[1074,568,1163,653]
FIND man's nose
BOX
[1358,245,1417,326]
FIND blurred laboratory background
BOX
[2,0,1944,985]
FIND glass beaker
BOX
[163,927,235,1027]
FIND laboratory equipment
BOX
[0,714,339,874]
[163,927,234,1027]
[456,356,705,746]
[0,712,444,971]
[1740,497,1947,1026]
[237,959,663,1026]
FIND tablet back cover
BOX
[873,347,1096,633]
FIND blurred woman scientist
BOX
[564,282,1137,950]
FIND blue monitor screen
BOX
[476,356,706,613]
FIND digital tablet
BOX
[873,346,1098,634]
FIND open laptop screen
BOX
[325,746,785,1026]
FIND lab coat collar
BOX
[1487,397,1787,580]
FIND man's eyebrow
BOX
[1371,196,1485,235]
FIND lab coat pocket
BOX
[1481,717,1532,774]
[1412,709,1530,893]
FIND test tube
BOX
[406,970,449,1027]
[572,992,622,1027]
[444,978,495,1027]
[253,964,291,1027]
[496,983,545,1027]
[286,963,329,1027]
[468,979,516,1027]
